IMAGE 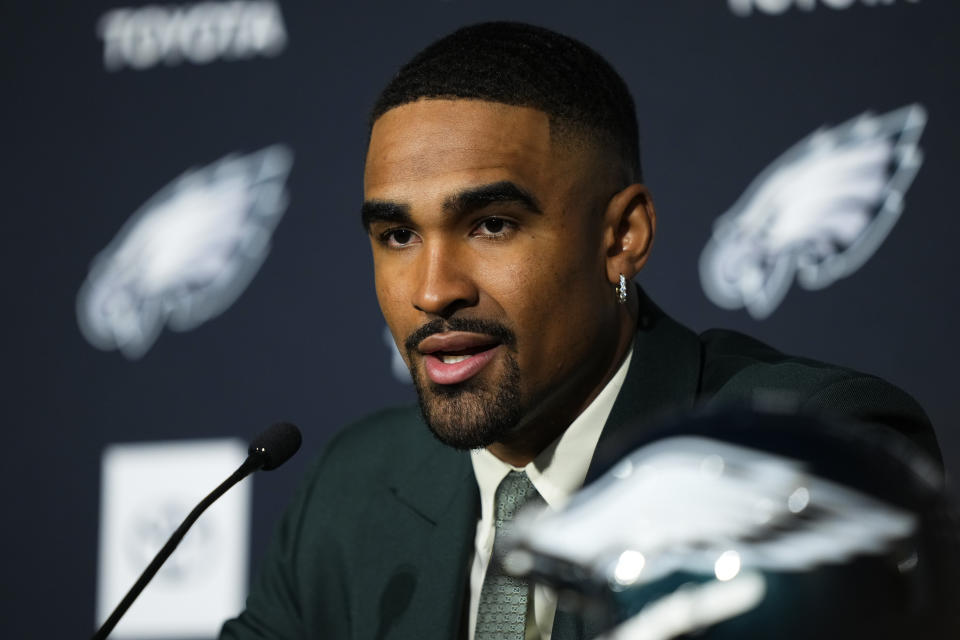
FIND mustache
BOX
[403,317,517,354]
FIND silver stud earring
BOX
[617,274,628,304]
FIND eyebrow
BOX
[361,180,542,231]
[361,200,410,231]
[443,181,543,217]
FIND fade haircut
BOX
[370,21,642,183]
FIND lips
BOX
[418,332,503,385]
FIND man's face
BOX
[364,99,623,450]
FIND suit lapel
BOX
[383,430,478,639]
[555,289,703,640]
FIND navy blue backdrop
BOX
[4,1,958,637]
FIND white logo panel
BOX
[700,105,926,319]
[78,145,293,358]
[97,439,251,639]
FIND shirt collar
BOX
[470,345,634,521]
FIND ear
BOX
[603,183,656,284]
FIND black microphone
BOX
[91,422,302,640]
[247,421,302,471]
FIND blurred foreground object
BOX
[506,410,960,639]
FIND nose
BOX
[412,240,478,317]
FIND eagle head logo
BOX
[700,105,926,319]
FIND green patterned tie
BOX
[475,470,545,640]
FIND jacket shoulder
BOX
[307,404,432,487]
[696,328,939,462]
[699,328,856,399]
[323,405,426,457]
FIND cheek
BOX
[373,262,412,338]
[475,256,530,304]
[506,237,609,366]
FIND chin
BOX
[413,357,523,450]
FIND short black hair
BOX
[370,21,642,183]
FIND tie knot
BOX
[495,470,541,525]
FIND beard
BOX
[411,352,522,449]
[404,318,522,450]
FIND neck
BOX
[487,294,638,467]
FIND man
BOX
[221,22,939,640]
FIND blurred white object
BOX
[601,572,766,640]
[77,145,293,359]
[383,325,412,383]
[97,439,251,638]
[510,436,916,639]
[700,104,926,319]
[727,0,921,18]
[97,1,288,71]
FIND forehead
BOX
[364,100,560,198]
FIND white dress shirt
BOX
[468,347,634,640]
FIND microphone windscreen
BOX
[249,422,302,470]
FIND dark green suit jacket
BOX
[221,296,938,640]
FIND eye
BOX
[472,217,514,238]
[381,228,420,248]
